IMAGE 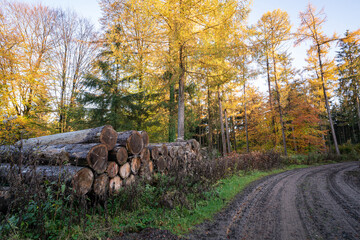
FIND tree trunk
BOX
[355,90,360,142]
[117,130,144,155]
[224,110,231,153]
[0,164,94,196]
[230,116,237,151]
[292,125,298,152]
[3,143,108,174]
[177,46,185,140]
[218,90,226,156]
[266,54,276,147]
[108,146,128,165]
[317,44,340,155]
[16,125,117,151]
[168,70,177,142]
[207,85,213,159]
[243,81,249,153]
[272,50,287,156]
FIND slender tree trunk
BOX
[266,54,276,147]
[291,125,297,152]
[167,71,176,142]
[224,109,231,153]
[243,81,249,153]
[207,84,213,158]
[231,116,237,152]
[272,50,287,156]
[218,90,226,156]
[177,46,185,140]
[355,90,360,141]
[317,44,340,155]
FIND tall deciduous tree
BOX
[256,9,291,155]
[295,4,340,155]
[52,9,99,132]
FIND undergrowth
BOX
[0,148,357,239]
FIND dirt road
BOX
[187,162,360,240]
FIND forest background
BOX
[1,0,360,156]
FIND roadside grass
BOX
[108,164,310,236]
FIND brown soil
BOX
[112,162,360,240]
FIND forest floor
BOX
[114,162,360,240]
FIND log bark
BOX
[109,176,122,195]
[139,131,149,147]
[16,125,117,151]
[1,144,108,174]
[130,157,141,175]
[0,163,91,186]
[109,146,128,165]
[106,162,119,178]
[93,174,109,197]
[148,143,168,156]
[119,162,131,179]
[117,131,144,155]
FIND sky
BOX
[19,0,360,89]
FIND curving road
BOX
[187,162,360,240]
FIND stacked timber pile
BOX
[0,125,201,200]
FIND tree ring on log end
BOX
[87,144,108,174]
[116,146,128,165]
[72,168,94,196]
[127,131,143,155]
[100,125,117,151]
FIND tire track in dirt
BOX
[187,162,360,240]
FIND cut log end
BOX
[109,176,122,195]
[149,145,159,160]
[116,146,128,165]
[86,144,108,174]
[72,168,94,196]
[131,157,141,175]
[125,174,136,186]
[100,125,118,151]
[93,174,109,197]
[156,156,166,173]
[120,162,131,179]
[140,147,150,163]
[140,131,149,147]
[127,131,143,155]
[106,162,119,178]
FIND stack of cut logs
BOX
[0,125,201,198]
